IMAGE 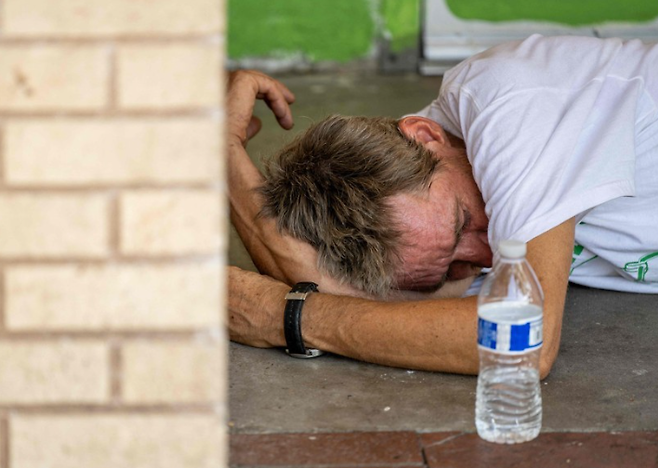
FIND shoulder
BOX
[441,35,623,104]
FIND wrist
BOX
[265,282,290,347]
[227,133,247,150]
[283,282,325,358]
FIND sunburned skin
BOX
[389,159,492,292]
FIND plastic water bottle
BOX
[475,240,544,444]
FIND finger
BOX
[249,70,295,104]
[246,116,262,141]
[267,99,294,130]
[258,88,294,130]
[274,80,295,104]
[229,70,294,132]
[252,78,295,130]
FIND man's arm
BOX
[227,69,304,281]
[229,218,574,376]
[227,70,367,296]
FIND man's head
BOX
[260,114,491,297]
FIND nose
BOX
[478,230,490,250]
[479,240,493,267]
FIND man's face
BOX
[389,163,492,292]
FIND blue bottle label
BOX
[477,317,543,353]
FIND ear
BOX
[398,116,451,148]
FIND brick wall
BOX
[0,1,225,467]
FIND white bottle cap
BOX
[498,240,526,259]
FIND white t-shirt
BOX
[415,35,658,293]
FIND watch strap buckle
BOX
[286,348,325,359]
[284,282,324,359]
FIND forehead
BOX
[393,195,458,245]
[388,188,461,288]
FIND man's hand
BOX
[227,70,370,297]
[227,70,295,147]
[228,266,289,348]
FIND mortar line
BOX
[0,269,5,332]
[109,340,123,402]
[0,0,5,36]
[1,415,8,468]
[0,184,220,193]
[108,190,121,256]
[0,404,217,414]
[0,36,222,45]
[0,331,218,340]
[0,255,220,266]
[0,125,5,188]
[0,109,218,118]
[107,42,119,111]
[415,432,429,468]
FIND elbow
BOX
[539,307,565,380]
[539,357,554,380]
[539,345,559,380]
[539,318,564,380]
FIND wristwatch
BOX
[284,282,325,358]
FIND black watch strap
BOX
[284,282,324,358]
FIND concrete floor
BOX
[228,72,658,436]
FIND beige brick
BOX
[0,194,108,258]
[6,264,221,331]
[120,190,221,256]
[5,120,220,186]
[4,0,221,37]
[0,341,108,404]
[0,46,107,111]
[118,45,221,109]
[122,341,223,403]
[12,415,224,468]
[218,254,228,328]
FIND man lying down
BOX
[227,34,658,375]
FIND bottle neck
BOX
[495,255,526,265]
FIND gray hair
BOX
[260,114,439,296]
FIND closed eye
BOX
[454,207,471,248]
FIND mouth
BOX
[394,271,448,293]
[447,262,482,281]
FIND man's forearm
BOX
[301,293,479,373]
[228,266,480,373]
[227,134,318,283]
[227,138,283,277]
[228,220,573,375]
[227,70,322,285]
